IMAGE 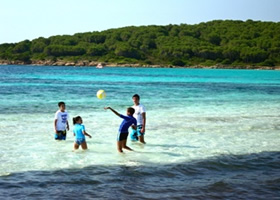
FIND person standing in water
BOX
[72,116,92,150]
[104,107,137,153]
[130,94,146,144]
[54,102,69,140]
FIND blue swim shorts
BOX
[75,138,86,145]
[130,125,144,141]
[54,130,67,140]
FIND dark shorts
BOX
[55,130,67,140]
[117,132,129,141]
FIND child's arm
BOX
[131,124,137,130]
[104,107,120,117]
[131,118,137,130]
[83,130,92,138]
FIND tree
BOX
[172,59,185,66]
[240,47,268,63]
[87,44,107,56]
[31,42,47,53]
[115,43,141,59]
[89,32,106,43]
[223,47,240,61]
[13,40,31,53]
[207,33,221,45]
[1,20,280,67]
[44,45,86,56]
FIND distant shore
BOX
[0,60,279,70]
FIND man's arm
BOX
[66,121,69,131]
[141,112,146,133]
[54,119,58,133]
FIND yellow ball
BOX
[96,89,106,99]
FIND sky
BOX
[0,0,279,44]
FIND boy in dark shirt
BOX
[104,107,137,153]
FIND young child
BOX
[54,102,69,140]
[104,107,137,153]
[73,116,92,150]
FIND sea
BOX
[0,65,279,199]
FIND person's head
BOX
[58,102,66,111]
[132,94,140,105]
[73,116,82,125]
[127,107,135,116]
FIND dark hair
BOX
[73,116,82,125]
[58,102,65,107]
[132,94,140,100]
[127,107,135,115]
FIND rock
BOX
[65,62,75,66]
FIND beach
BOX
[0,60,280,70]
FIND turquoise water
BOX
[0,65,280,199]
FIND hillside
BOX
[0,20,280,68]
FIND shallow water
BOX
[0,65,280,199]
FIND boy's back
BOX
[119,115,137,133]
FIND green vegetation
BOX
[1,20,280,67]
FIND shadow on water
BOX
[0,151,280,200]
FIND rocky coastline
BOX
[0,59,279,70]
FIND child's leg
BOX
[117,141,123,153]
[122,140,133,151]
[74,142,79,150]
[81,142,88,150]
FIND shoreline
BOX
[0,60,279,70]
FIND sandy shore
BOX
[0,60,279,70]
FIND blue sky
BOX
[0,0,279,44]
